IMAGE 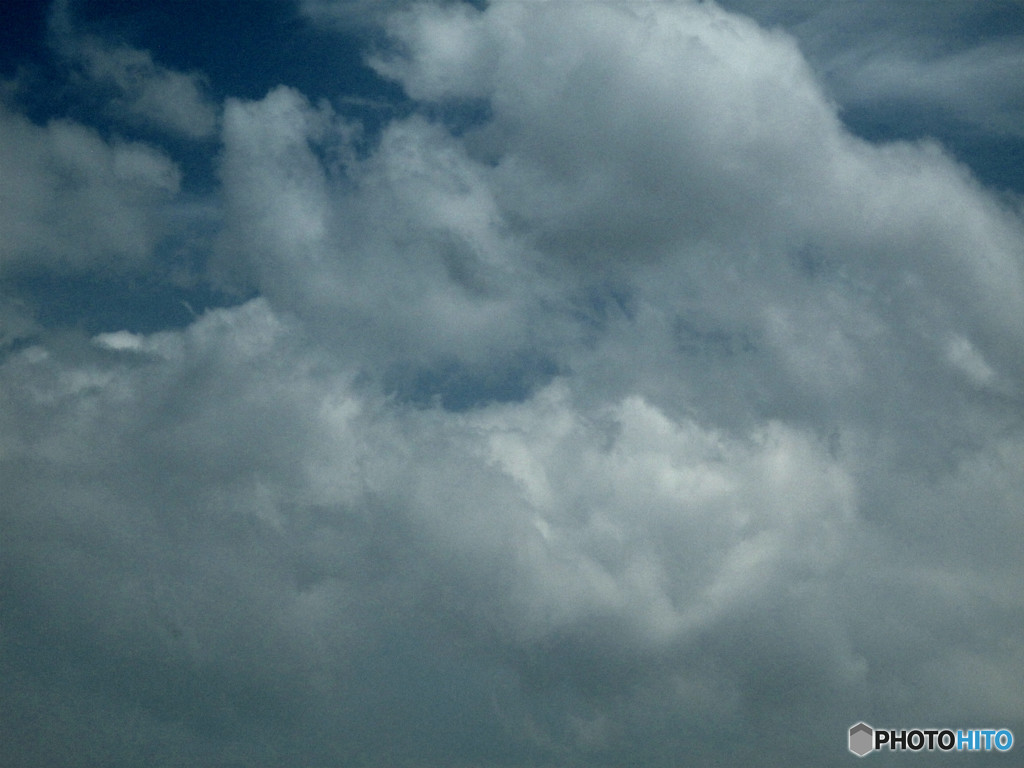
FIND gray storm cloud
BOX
[2,1,1023,766]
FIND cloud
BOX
[0,294,40,348]
[71,39,219,139]
[0,0,219,336]
[215,84,562,397]
[4,300,1020,765]
[2,1,1024,766]
[720,0,1024,139]
[826,39,1024,137]
[49,0,219,139]
[0,98,181,271]
[0,301,860,764]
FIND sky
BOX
[1,1,1023,766]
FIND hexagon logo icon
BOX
[849,722,874,757]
